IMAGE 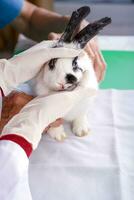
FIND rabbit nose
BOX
[66,74,77,84]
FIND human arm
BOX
[0,83,95,151]
[0,77,95,198]
[0,92,32,200]
[11,1,68,42]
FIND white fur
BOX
[30,43,98,141]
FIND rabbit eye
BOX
[72,56,78,66]
[72,56,83,72]
[73,66,79,72]
[73,66,83,72]
[49,58,57,70]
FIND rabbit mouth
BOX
[66,83,78,91]
[56,83,78,91]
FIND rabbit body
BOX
[29,6,111,141]
[30,47,98,141]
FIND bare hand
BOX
[0,91,63,133]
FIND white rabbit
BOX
[30,6,111,141]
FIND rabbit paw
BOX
[72,117,91,137]
[73,125,91,137]
[48,126,67,141]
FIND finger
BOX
[86,40,101,81]
[84,43,95,64]
[12,92,34,106]
[93,50,106,82]
[49,118,64,128]
[50,47,82,60]
[88,39,106,82]
[48,32,62,40]
[98,51,106,81]
[44,118,64,132]
[94,52,104,82]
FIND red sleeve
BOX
[0,134,33,157]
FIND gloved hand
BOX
[1,76,96,151]
[0,91,63,133]
[0,40,81,96]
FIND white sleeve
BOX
[0,140,32,200]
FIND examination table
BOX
[0,36,134,200]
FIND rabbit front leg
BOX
[48,125,67,141]
[71,68,97,137]
[72,114,91,137]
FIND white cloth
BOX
[1,35,134,199]
[1,89,133,200]
[1,89,134,200]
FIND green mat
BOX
[100,51,134,90]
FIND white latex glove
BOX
[0,40,81,96]
[1,76,96,150]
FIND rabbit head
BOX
[42,6,111,92]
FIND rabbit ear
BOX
[73,17,112,48]
[59,6,90,44]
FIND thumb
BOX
[48,32,62,40]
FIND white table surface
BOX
[1,36,134,200]
[1,90,133,200]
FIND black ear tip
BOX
[73,16,112,49]
[77,6,90,14]
[59,6,91,44]
[100,17,112,25]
